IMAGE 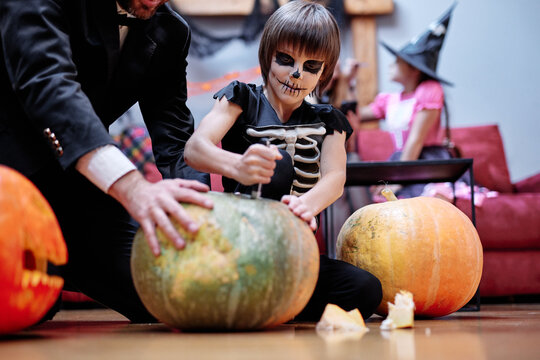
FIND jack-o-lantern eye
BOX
[23,249,38,271]
[0,165,67,334]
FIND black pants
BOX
[295,255,382,321]
[32,163,155,323]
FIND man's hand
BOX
[233,144,282,185]
[108,171,212,256]
[281,195,317,231]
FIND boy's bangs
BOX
[274,21,336,60]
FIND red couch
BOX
[355,124,540,298]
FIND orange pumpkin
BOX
[336,191,483,317]
[0,165,67,333]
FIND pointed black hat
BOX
[381,3,456,86]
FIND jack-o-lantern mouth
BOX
[21,248,63,289]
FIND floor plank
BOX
[1,304,539,359]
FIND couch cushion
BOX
[450,125,513,193]
[480,250,540,297]
[456,193,540,250]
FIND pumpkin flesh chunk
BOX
[381,290,415,330]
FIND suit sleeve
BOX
[138,16,209,184]
[0,0,114,169]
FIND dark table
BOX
[344,158,475,188]
[322,158,479,310]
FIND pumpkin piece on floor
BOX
[0,165,67,334]
[131,191,320,331]
[315,303,368,333]
[380,290,415,330]
[337,188,483,318]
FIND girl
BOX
[353,4,456,198]
[185,0,381,321]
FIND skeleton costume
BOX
[214,81,382,322]
[215,81,352,200]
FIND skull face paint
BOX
[267,48,325,105]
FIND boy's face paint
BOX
[267,47,325,105]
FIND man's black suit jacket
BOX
[0,0,207,183]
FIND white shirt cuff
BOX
[76,145,137,193]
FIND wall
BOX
[182,0,540,183]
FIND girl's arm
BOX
[282,131,347,227]
[399,108,439,161]
[346,104,380,131]
[185,97,281,186]
[358,105,379,122]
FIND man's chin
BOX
[132,8,155,19]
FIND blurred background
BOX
[114,0,540,183]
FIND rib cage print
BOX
[246,125,326,196]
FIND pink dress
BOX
[369,80,444,150]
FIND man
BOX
[0,0,211,322]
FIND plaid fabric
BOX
[113,126,155,172]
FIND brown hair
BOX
[258,1,340,97]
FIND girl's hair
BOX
[416,70,452,153]
[418,71,436,86]
[258,1,340,97]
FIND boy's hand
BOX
[234,144,282,185]
[281,195,317,231]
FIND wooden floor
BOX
[1,304,540,359]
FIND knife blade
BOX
[251,137,270,199]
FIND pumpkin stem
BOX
[381,188,398,201]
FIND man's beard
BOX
[116,0,161,20]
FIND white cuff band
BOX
[76,145,137,193]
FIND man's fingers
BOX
[162,194,202,235]
[151,206,186,250]
[174,178,210,192]
[171,187,213,209]
[140,219,161,257]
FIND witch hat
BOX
[381,3,456,86]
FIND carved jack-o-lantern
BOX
[0,165,67,333]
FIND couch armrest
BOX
[514,172,540,193]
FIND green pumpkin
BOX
[131,191,320,330]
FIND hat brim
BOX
[380,41,454,87]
